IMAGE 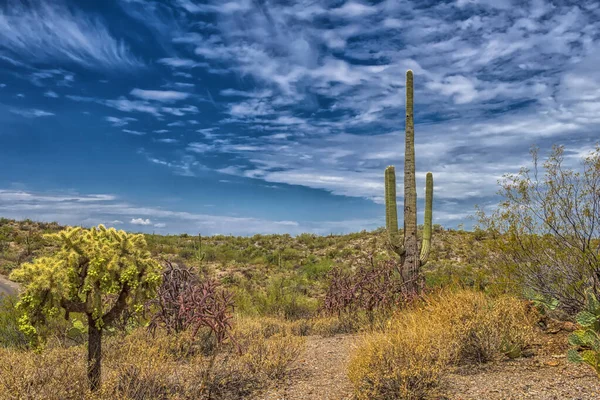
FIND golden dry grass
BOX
[348,290,537,400]
[0,321,305,400]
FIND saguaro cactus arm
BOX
[419,172,433,266]
[385,166,405,256]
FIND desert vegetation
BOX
[0,71,599,399]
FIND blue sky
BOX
[0,0,599,235]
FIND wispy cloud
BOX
[157,57,202,68]
[67,95,199,118]
[155,138,178,144]
[10,108,54,118]
[0,0,142,70]
[43,90,59,98]
[130,88,191,102]
[105,116,137,127]
[123,129,146,135]
[0,188,360,235]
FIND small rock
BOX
[562,322,577,332]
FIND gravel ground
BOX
[443,354,600,400]
[254,325,600,400]
[256,334,356,400]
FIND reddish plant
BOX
[149,261,237,350]
[322,255,405,317]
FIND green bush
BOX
[568,289,600,376]
[0,296,28,349]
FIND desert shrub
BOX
[149,261,237,352]
[289,318,313,336]
[240,333,304,379]
[311,315,360,337]
[426,290,536,363]
[0,345,88,399]
[0,323,304,400]
[301,258,334,280]
[478,144,600,314]
[348,308,451,400]
[323,256,402,323]
[0,296,28,349]
[254,275,318,319]
[348,290,536,399]
[234,319,305,380]
[568,289,600,376]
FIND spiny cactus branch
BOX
[419,172,433,266]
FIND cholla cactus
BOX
[385,70,434,294]
[568,289,600,376]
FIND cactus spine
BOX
[385,70,434,294]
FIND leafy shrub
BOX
[478,145,600,313]
[0,295,28,348]
[568,289,600,376]
[301,258,334,280]
[254,275,318,319]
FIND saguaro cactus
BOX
[385,70,434,294]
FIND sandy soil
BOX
[254,327,600,400]
[257,334,356,400]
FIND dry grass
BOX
[348,290,537,400]
[0,321,305,400]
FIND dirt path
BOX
[0,274,19,297]
[257,334,356,400]
[256,328,600,400]
[443,354,600,400]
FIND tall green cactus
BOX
[385,70,434,294]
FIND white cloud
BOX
[187,142,214,153]
[0,0,142,69]
[43,90,59,98]
[0,190,115,203]
[130,88,190,102]
[105,116,136,127]
[131,218,152,225]
[330,2,378,18]
[0,188,370,235]
[10,108,54,118]
[66,95,199,118]
[155,138,178,144]
[123,129,145,135]
[157,57,201,68]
